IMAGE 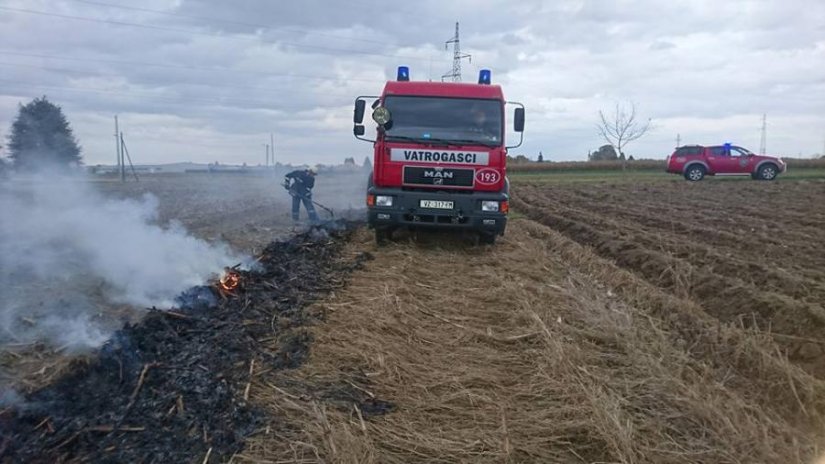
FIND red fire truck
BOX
[353,66,525,244]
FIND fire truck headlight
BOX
[376,195,393,207]
[372,107,392,125]
[481,201,500,212]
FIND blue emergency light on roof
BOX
[478,69,491,85]
[397,66,410,82]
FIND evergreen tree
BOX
[589,145,618,161]
[7,96,82,170]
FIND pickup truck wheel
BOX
[757,164,778,181]
[375,227,392,245]
[685,165,706,181]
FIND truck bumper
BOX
[367,187,508,236]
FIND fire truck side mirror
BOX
[354,99,366,124]
[354,125,366,136]
[514,108,525,132]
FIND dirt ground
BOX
[237,178,825,463]
[515,179,825,377]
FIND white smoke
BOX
[0,172,245,351]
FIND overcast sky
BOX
[0,0,823,165]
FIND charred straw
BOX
[0,220,367,463]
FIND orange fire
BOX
[219,268,241,291]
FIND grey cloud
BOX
[1,0,824,164]
[649,40,675,50]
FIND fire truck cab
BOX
[353,66,524,244]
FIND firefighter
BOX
[470,104,487,128]
[469,104,494,140]
[283,166,319,223]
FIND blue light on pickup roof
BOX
[478,69,491,85]
[397,66,410,82]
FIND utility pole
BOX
[120,130,126,182]
[119,132,139,181]
[264,143,269,167]
[114,115,121,174]
[676,133,681,148]
[759,113,767,155]
[442,22,471,82]
[270,132,275,167]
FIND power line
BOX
[0,6,438,63]
[132,132,348,144]
[0,60,374,98]
[0,51,387,84]
[68,0,411,49]
[0,78,350,111]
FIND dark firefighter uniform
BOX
[284,168,319,222]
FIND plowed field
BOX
[514,180,825,377]
[237,178,825,464]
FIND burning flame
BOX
[219,268,241,291]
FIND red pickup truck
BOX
[666,144,786,181]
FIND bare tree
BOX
[596,102,651,164]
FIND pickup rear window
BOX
[674,146,703,156]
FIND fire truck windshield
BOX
[383,96,502,146]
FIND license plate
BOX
[420,200,454,209]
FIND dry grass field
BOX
[4,171,825,463]
[238,176,825,463]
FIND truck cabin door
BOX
[706,145,737,174]
[729,146,756,173]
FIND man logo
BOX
[423,170,454,179]
[434,178,444,185]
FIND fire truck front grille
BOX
[402,166,475,187]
